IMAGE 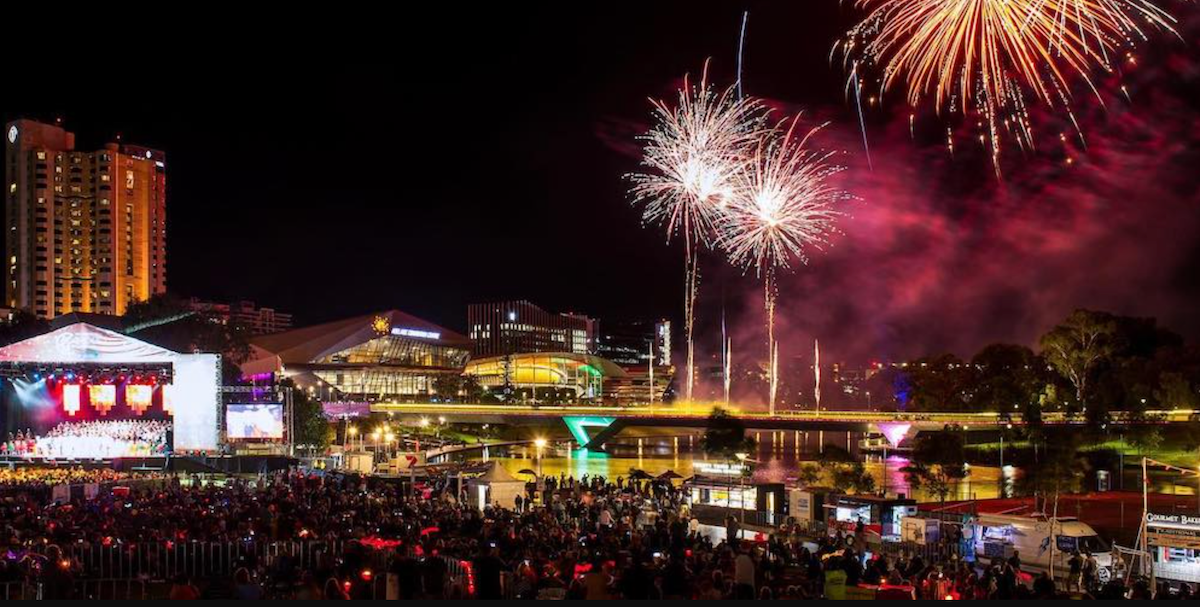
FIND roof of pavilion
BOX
[247,310,469,365]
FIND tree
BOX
[905,354,976,412]
[797,463,822,487]
[901,430,968,507]
[282,378,334,454]
[1154,372,1199,410]
[0,310,49,347]
[700,408,756,461]
[124,294,252,381]
[970,344,1045,413]
[462,374,484,402]
[1039,309,1118,411]
[1125,426,1164,457]
[1013,429,1090,509]
[831,461,876,495]
[433,374,463,402]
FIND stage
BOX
[0,322,222,460]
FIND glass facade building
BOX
[468,300,595,358]
[464,352,626,401]
[241,310,470,403]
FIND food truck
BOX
[968,513,1114,582]
[1146,513,1200,587]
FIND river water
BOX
[476,429,1196,504]
[483,430,1010,503]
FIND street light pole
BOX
[534,438,547,480]
[735,453,751,528]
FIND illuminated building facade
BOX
[5,120,167,319]
[241,310,469,402]
[464,352,626,402]
[602,367,673,405]
[596,319,671,367]
[468,300,595,357]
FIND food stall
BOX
[464,462,526,511]
[1147,513,1200,586]
[824,494,916,543]
[688,463,786,525]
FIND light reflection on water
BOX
[484,432,1014,503]
[461,430,1194,504]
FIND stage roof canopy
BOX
[0,322,180,363]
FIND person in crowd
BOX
[2,466,1169,601]
[169,574,201,600]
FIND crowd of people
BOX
[0,467,136,489]
[0,468,1193,600]
[2,420,171,459]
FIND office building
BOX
[188,298,294,335]
[467,300,595,357]
[596,319,671,368]
[5,119,166,318]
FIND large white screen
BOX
[171,353,221,452]
[226,403,284,440]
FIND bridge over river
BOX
[369,403,1196,451]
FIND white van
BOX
[967,514,1114,583]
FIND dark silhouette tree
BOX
[0,310,49,346]
[700,408,756,461]
[901,429,968,507]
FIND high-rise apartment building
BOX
[5,119,166,318]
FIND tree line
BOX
[865,309,1200,426]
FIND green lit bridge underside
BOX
[371,403,1196,451]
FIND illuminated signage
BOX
[695,462,748,476]
[1148,514,1200,550]
[371,316,391,335]
[1147,513,1200,528]
[7,126,17,144]
[392,327,441,340]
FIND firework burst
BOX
[629,62,769,402]
[721,118,849,414]
[722,119,847,276]
[629,66,769,243]
[838,0,1182,171]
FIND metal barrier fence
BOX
[0,579,147,600]
[2,581,34,600]
[876,538,962,564]
[34,540,347,582]
[20,542,495,600]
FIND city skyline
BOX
[3,3,1199,366]
[1,4,1199,600]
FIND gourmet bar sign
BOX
[1147,513,1200,550]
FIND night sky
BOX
[5,2,1199,366]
